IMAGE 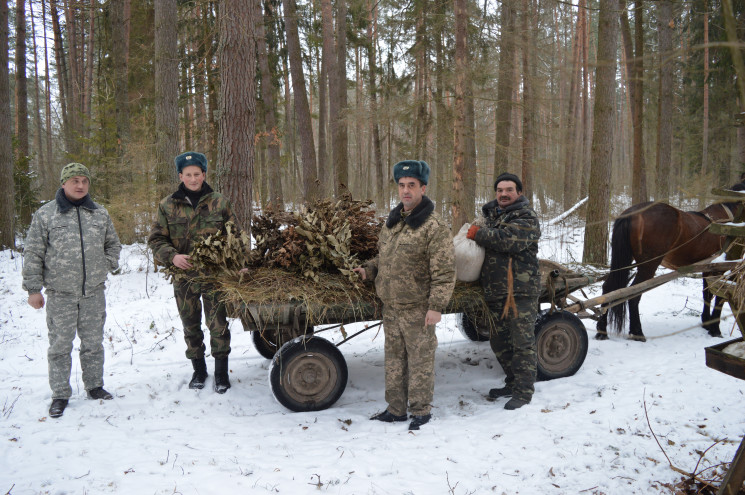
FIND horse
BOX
[595,200,742,342]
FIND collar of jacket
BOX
[172,182,214,204]
[56,188,97,214]
[386,195,435,229]
[482,194,529,217]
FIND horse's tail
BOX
[604,216,634,334]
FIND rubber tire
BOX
[457,313,491,342]
[534,310,588,381]
[269,336,348,412]
[252,330,279,360]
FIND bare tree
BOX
[283,0,319,202]
[656,0,673,201]
[111,0,130,155]
[257,0,283,209]
[584,0,619,265]
[154,0,179,191]
[366,0,384,209]
[217,0,258,229]
[0,0,15,248]
[493,0,515,181]
[14,0,28,161]
[451,0,468,233]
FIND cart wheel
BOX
[252,330,279,360]
[269,337,348,412]
[457,313,491,342]
[535,310,588,381]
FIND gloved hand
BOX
[466,225,481,240]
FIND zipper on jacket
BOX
[76,207,87,295]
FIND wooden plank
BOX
[709,223,745,237]
[718,435,745,495]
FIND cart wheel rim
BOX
[282,352,339,403]
[537,321,581,373]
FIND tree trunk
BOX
[257,0,283,210]
[493,0,515,184]
[283,0,318,202]
[702,3,710,177]
[583,0,619,265]
[366,0,384,209]
[520,0,535,204]
[656,0,673,201]
[217,0,257,230]
[64,0,82,153]
[451,0,468,233]
[154,0,179,192]
[562,20,580,210]
[111,0,130,156]
[82,0,94,138]
[41,0,53,182]
[15,0,28,161]
[51,0,72,153]
[29,0,46,194]
[334,0,348,194]
[0,0,15,248]
[631,0,647,203]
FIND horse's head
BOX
[703,200,745,223]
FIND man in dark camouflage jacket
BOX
[23,163,121,418]
[354,160,455,431]
[467,172,541,410]
[148,152,238,394]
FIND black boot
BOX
[49,399,68,418]
[408,414,432,430]
[189,357,208,390]
[214,358,231,394]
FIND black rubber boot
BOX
[189,358,208,390]
[408,414,432,430]
[488,386,512,399]
[49,399,68,418]
[87,387,114,400]
[370,410,407,422]
[214,358,231,394]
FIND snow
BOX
[2,236,745,495]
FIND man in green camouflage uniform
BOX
[467,172,541,410]
[148,152,239,394]
[355,160,455,430]
[23,163,121,418]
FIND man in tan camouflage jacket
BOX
[148,152,239,394]
[23,163,121,418]
[354,160,455,430]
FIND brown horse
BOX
[595,200,741,341]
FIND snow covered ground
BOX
[1,230,744,494]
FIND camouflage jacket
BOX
[148,183,238,272]
[22,189,121,296]
[473,195,541,300]
[364,196,455,312]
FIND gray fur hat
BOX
[393,160,430,185]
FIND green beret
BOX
[393,160,430,185]
[175,151,208,174]
[60,163,91,185]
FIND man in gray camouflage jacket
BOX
[466,172,541,410]
[23,163,121,418]
[354,160,455,431]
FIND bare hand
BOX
[353,267,367,281]
[425,310,442,326]
[28,293,45,309]
[172,254,193,270]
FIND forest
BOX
[1,0,744,266]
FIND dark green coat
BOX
[473,195,541,301]
[148,183,238,271]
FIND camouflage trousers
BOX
[174,279,231,360]
[382,305,438,416]
[46,288,107,399]
[488,296,538,401]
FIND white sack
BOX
[453,223,485,282]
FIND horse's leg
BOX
[708,295,724,337]
[596,309,609,340]
[701,275,724,337]
[627,263,658,342]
